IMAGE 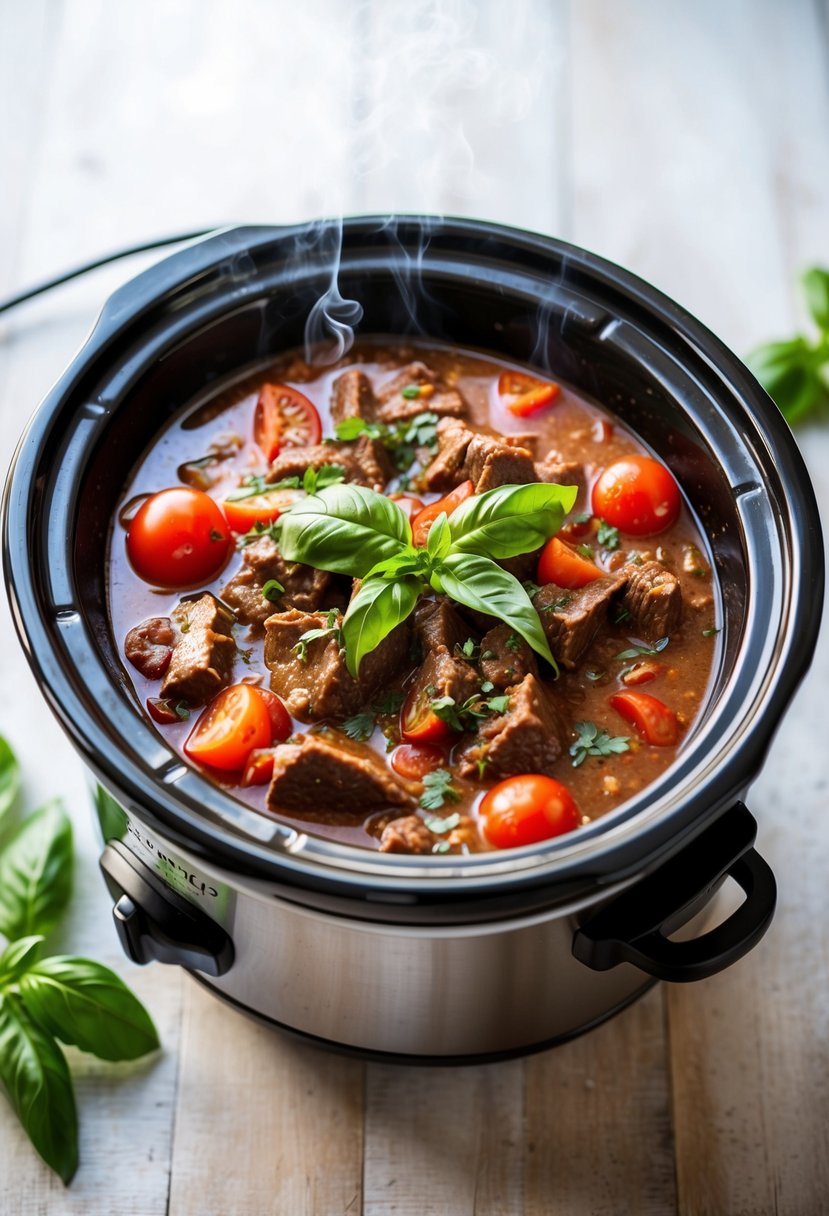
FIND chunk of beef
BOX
[423,420,475,492]
[534,454,585,498]
[160,595,236,706]
[375,361,467,424]
[533,572,627,670]
[503,432,540,458]
[264,608,410,721]
[266,442,361,485]
[497,549,542,583]
[413,597,471,657]
[620,561,682,641]
[267,733,415,814]
[379,813,479,854]
[458,674,568,780]
[124,617,174,679]
[462,433,538,493]
[480,623,538,691]
[352,432,394,491]
[221,536,346,628]
[405,647,481,715]
[330,369,377,426]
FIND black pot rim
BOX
[2,216,823,910]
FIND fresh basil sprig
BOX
[0,738,159,1183]
[278,482,576,675]
[747,267,829,424]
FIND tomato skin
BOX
[390,742,445,780]
[253,383,322,462]
[412,480,475,547]
[536,536,602,589]
[400,685,452,744]
[498,371,560,417]
[126,487,232,588]
[253,687,292,742]
[240,749,276,787]
[592,456,681,536]
[621,661,664,687]
[480,775,580,849]
[222,488,303,533]
[609,690,679,746]
[389,494,426,520]
[184,684,273,771]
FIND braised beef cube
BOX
[620,561,682,641]
[379,813,479,854]
[535,455,585,498]
[458,673,567,780]
[413,597,471,656]
[267,733,415,814]
[124,617,174,679]
[221,536,346,628]
[266,443,362,485]
[497,549,542,583]
[423,421,475,492]
[160,595,236,706]
[330,369,377,426]
[503,432,540,457]
[462,434,538,493]
[375,361,467,424]
[406,648,481,717]
[480,624,538,691]
[264,608,410,721]
[352,432,394,491]
[533,572,628,670]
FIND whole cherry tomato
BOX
[126,487,231,587]
[592,456,681,536]
[480,775,580,849]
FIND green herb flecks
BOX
[261,579,284,603]
[702,626,721,638]
[596,519,620,550]
[747,267,829,424]
[293,609,343,663]
[616,637,670,661]
[569,721,631,768]
[419,769,461,812]
[334,411,440,474]
[430,691,510,733]
[341,711,376,742]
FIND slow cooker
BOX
[2,218,822,1061]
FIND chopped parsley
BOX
[174,701,191,721]
[341,711,376,742]
[430,691,510,732]
[569,721,630,767]
[456,638,478,659]
[424,811,461,835]
[576,544,595,560]
[702,626,721,638]
[596,519,620,550]
[616,637,670,661]
[334,411,439,474]
[401,384,422,399]
[293,610,342,662]
[238,519,281,548]
[261,578,284,603]
[419,769,461,811]
[505,633,521,652]
[585,669,607,682]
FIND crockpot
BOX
[2,218,822,1062]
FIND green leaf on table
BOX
[447,483,577,560]
[19,956,159,1062]
[0,736,20,826]
[342,575,422,676]
[0,801,73,940]
[278,483,411,577]
[802,267,829,333]
[0,992,78,1183]
[0,936,44,988]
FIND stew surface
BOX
[108,340,719,854]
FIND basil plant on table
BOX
[278,480,578,676]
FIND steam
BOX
[302,219,364,364]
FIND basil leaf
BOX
[802,267,829,333]
[426,512,451,560]
[431,553,556,669]
[19,957,159,1062]
[0,736,20,826]
[342,576,422,677]
[0,992,78,1183]
[447,483,578,559]
[279,484,411,577]
[0,936,44,988]
[0,801,73,940]
[747,338,828,423]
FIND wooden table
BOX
[1,2,828,1212]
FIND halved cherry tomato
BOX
[222,488,304,534]
[498,371,560,418]
[400,685,452,744]
[389,493,426,520]
[185,683,272,771]
[411,480,475,547]
[253,687,292,742]
[390,742,445,780]
[609,690,679,746]
[126,487,232,587]
[253,384,322,462]
[240,749,276,787]
[592,456,681,536]
[536,536,602,589]
[621,661,665,687]
[480,775,580,849]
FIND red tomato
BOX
[389,494,426,520]
[253,687,292,742]
[480,775,580,849]
[536,536,602,589]
[222,488,304,534]
[253,384,322,462]
[184,684,273,771]
[411,480,475,547]
[591,456,681,536]
[609,691,679,746]
[559,515,594,541]
[498,371,560,417]
[621,661,665,687]
[126,487,231,588]
[400,685,452,744]
[240,749,276,787]
[390,742,445,780]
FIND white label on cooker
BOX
[124,815,232,920]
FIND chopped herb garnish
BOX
[576,544,595,560]
[542,593,574,612]
[569,721,630,767]
[342,711,376,742]
[702,626,721,637]
[481,650,496,661]
[430,691,510,731]
[424,811,461,835]
[485,694,510,714]
[613,606,632,625]
[458,637,478,659]
[480,680,495,694]
[401,385,422,399]
[333,411,439,475]
[585,669,607,682]
[374,691,405,715]
[596,519,620,550]
[616,637,670,661]
[505,633,521,652]
[238,519,281,548]
[475,756,489,780]
[174,702,190,721]
[293,610,342,662]
[261,578,284,602]
[432,840,451,854]
[419,768,461,811]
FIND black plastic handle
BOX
[572,803,776,982]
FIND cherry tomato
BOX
[390,742,445,780]
[240,749,276,787]
[498,371,560,418]
[412,480,475,547]
[400,685,452,744]
[621,661,665,687]
[184,684,273,771]
[222,488,304,534]
[146,697,184,725]
[592,418,613,443]
[253,687,292,742]
[591,456,681,536]
[480,775,580,849]
[254,384,321,462]
[536,536,602,589]
[609,690,679,746]
[126,487,232,588]
[389,493,426,520]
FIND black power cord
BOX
[0,228,222,318]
